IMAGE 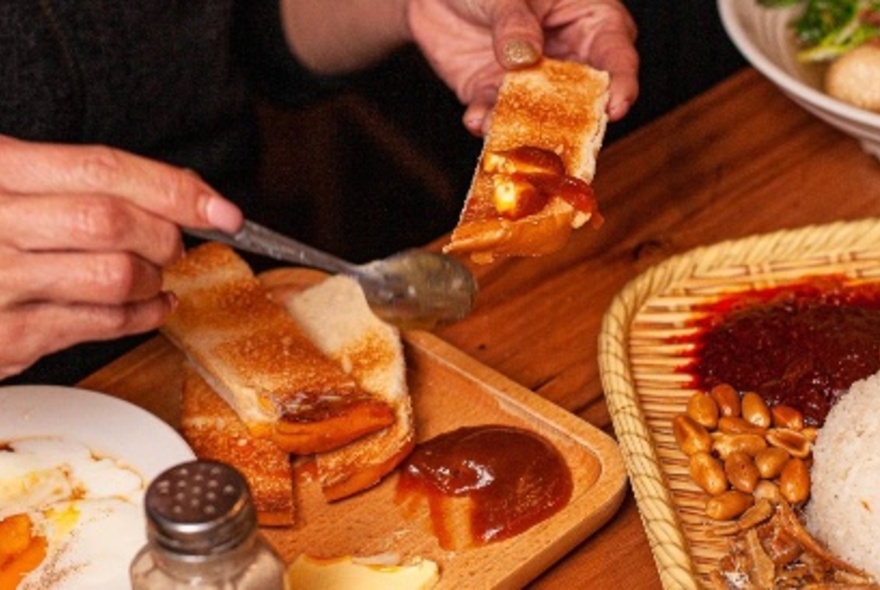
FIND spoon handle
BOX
[184,221,354,275]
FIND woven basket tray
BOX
[598,218,880,589]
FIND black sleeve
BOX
[233,0,353,107]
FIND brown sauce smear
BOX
[396,425,572,549]
[484,146,599,221]
[684,278,880,426]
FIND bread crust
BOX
[444,58,610,264]
[180,364,295,527]
[284,275,415,501]
[162,243,395,454]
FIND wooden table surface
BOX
[80,67,880,589]
[431,67,880,589]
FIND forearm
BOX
[280,0,412,74]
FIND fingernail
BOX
[204,196,243,233]
[503,40,540,68]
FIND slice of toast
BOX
[162,243,395,454]
[283,275,414,501]
[179,364,295,527]
[444,58,610,264]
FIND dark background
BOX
[250,2,748,264]
[7,2,750,385]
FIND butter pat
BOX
[287,554,439,590]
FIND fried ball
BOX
[825,43,880,113]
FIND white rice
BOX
[805,369,880,578]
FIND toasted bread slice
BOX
[179,364,295,527]
[283,275,414,501]
[444,58,610,264]
[162,243,395,454]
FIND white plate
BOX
[0,385,195,589]
[718,0,880,159]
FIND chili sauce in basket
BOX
[681,277,880,426]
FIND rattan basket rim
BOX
[598,217,880,589]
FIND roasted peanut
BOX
[741,392,771,428]
[686,391,719,429]
[802,426,818,442]
[672,381,815,522]
[754,447,790,479]
[673,414,713,456]
[779,457,810,504]
[689,451,728,496]
[766,428,811,458]
[712,433,767,459]
[752,480,782,503]
[724,451,761,493]
[710,383,741,418]
[771,404,804,431]
[717,416,767,436]
[705,490,755,521]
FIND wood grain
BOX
[76,68,880,588]
[79,269,626,590]
[430,69,880,588]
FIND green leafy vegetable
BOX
[763,0,880,62]
[758,0,802,6]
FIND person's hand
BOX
[0,135,242,378]
[406,0,639,134]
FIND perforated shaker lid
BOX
[144,460,257,555]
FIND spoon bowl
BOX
[186,221,478,330]
[355,249,478,329]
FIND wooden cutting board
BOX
[79,268,627,589]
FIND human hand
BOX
[406,0,639,134]
[0,135,242,378]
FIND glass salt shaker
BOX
[130,459,288,589]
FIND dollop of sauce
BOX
[396,425,572,549]
[683,279,880,426]
[483,146,600,222]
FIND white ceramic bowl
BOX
[718,0,880,159]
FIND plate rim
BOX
[0,384,194,589]
[0,383,195,481]
[717,0,880,128]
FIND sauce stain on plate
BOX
[0,436,146,589]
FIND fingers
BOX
[0,136,229,377]
[0,135,243,232]
[486,1,639,120]
[0,248,165,306]
[0,296,174,379]
[486,2,544,69]
[0,193,183,266]
[588,29,639,120]
[575,4,640,120]
[463,104,489,136]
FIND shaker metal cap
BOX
[145,459,257,555]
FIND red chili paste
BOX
[683,278,880,426]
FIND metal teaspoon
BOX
[185,220,478,330]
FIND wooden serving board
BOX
[79,268,627,589]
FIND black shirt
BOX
[0,0,344,384]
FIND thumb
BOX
[490,3,545,69]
